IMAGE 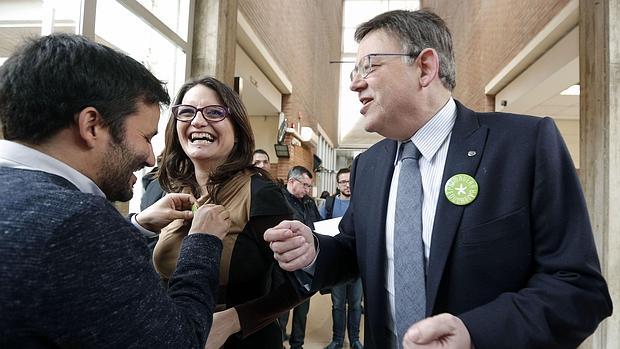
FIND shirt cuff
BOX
[130,213,158,238]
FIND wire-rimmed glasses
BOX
[349,53,417,81]
[292,177,312,190]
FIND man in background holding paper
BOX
[319,168,363,349]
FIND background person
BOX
[140,154,167,251]
[0,33,228,348]
[152,76,304,349]
[140,154,166,210]
[320,190,331,200]
[278,165,322,349]
[266,9,612,349]
[252,148,271,170]
[319,168,363,349]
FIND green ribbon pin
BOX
[444,173,478,206]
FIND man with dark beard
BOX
[0,33,230,348]
[319,168,363,349]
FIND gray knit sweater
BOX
[0,167,222,348]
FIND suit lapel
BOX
[426,101,488,313]
[364,139,397,275]
[359,139,397,343]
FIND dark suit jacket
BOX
[309,101,612,349]
[283,190,322,230]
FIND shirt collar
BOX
[395,97,457,164]
[0,140,106,197]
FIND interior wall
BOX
[422,0,570,111]
[492,22,580,166]
[238,0,343,144]
[249,115,278,164]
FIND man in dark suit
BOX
[265,9,612,349]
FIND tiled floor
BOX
[282,292,365,349]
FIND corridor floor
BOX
[282,292,364,349]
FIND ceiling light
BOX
[560,84,580,96]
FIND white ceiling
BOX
[529,93,579,120]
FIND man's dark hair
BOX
[287,165,312,180]
[253,149,270,161]
[336,168,351,182]
[355,9,456,91]
[0,33,170,144]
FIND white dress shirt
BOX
[386,98,457,334]
[0,140,105,197]
[0,140,152,233]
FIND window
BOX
[0,0,194,212]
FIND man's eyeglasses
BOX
[172,104,230,123]
[293,178,312,189]
[337,180,350,185]
[349,53,417,82]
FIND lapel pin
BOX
[467,150,477,157]
[444,173,478,205]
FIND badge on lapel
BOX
[444,173,478,205]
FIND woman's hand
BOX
[204,308,241,349]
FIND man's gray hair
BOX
[355,9,456,91]
[287,165,313,180]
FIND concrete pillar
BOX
[580,0,619,348]
[191,0,238,86]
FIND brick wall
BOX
[422,0,570,111]
[273,133,314,181]
[239,0,343,181]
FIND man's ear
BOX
[417,48,441,88]
[75,107,106,148]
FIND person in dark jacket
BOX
[0,33,229,348]
[278,165,322,349]
[265,9,612,349]
[152,76,304,349]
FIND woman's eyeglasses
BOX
[171,104,230,123]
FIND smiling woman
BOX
[153,76,305,349]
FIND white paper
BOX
[313,217,342,236]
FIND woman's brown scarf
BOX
[156,170,253,305]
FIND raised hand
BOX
[264,220,316,271]
[189,204,230,240]
[403,313,472,349]
[135,193,196,231]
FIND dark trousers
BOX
[330,278,363,344]
[282,299,310,348]
[278,311,288,338]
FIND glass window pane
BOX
[95,0,188,212]
[387,1,420,11]
[342,27,358,54]
[0,0,81,66]
[135,0,190,40]
[46,0,82,34]
[342,0,421,56]
[95,0,187,124]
